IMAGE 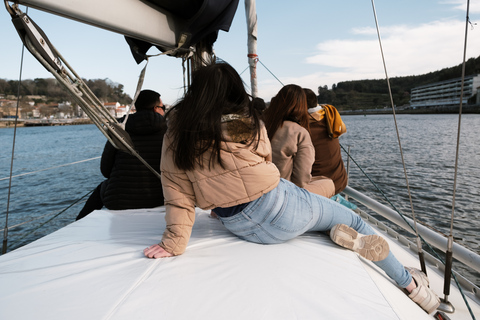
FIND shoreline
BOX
[0,118,93,128]
[340,104,480,115]
[2,104,480,127]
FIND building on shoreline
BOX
[1,97,129,121]
[410,74,480,109]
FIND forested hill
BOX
[317,55,480,111]
[2,55,479,109]
[0,78,132,105]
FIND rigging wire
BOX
[257,59,284,86]
[238,65,250,76]
[0,157,101,181]
[217,55,284,91]
[440,0,473,314]
[370,0,427,274]
[2,4,28,255]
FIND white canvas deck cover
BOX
[0,208,432,319]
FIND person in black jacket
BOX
[76,89,167,220]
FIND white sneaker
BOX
[406,267,440,314]
[405,267,430,286]
[329,224,389,261]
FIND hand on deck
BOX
[144,244,173,258]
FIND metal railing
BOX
[344,186,480,275]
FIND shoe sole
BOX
[330,224,389,261]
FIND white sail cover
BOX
[14,0,240,60]
[0,208,431,320]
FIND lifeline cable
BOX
[7,189,93,250]
[0,157,101,181]
[0,189,92,235]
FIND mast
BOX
[245,0,258,98]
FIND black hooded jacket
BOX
[100,109,167,210]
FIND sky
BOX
[1,0,479,105]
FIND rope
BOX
[0,157,101,181]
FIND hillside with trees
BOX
[317,55,480,111]
[2,55,479,112]
[0,78,132,105]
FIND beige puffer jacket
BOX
[159,123,280,255]
[270,121,335,198]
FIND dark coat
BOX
[100,110,167,210]
[308,116,348,195]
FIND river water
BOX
[1,114,479,285]
[0,124,105,250]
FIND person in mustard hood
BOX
[303,88,348,195]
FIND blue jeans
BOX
[218,179,412,288]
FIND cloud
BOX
[442,0,480,14]
[302,19,480,90]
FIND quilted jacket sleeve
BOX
[271,121,315,189]
[290,129,315,188]
[159,135,197,256]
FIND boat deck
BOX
[0,207,477,319]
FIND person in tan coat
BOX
[143,62,439,314]
[263,84,334,198]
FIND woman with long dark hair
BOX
[143,62,439,314]
[263,84,335,197]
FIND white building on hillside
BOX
[410,74,480,108]
[103,102,120,117]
